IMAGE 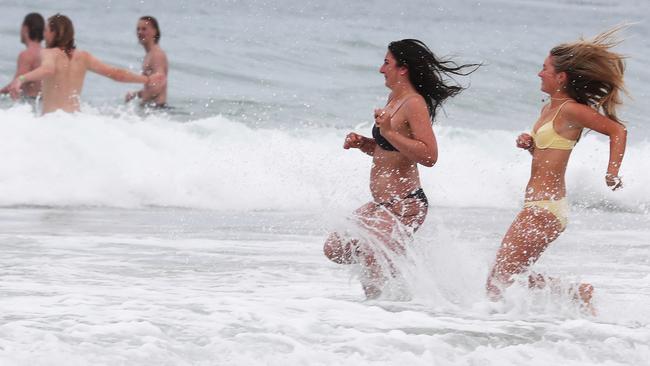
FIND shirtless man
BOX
[1,13,44,98]
[125,16,168,107]
[7,14,159,114]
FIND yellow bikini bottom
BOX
[524,198,568,231]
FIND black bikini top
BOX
[372,94,418,152]
[372,124,398,151]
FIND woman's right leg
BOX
[486,207,563,300]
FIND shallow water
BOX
[1,0,649,364]
[1,207,648,365]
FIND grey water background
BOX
[1,0,648,140]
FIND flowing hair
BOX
[47,13,76,58]
[388,39,480,122]
[550,26,628,123]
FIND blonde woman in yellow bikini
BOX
[486,28,628,305]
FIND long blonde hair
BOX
[550,26,628,122]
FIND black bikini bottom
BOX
[376,188,429,231]
[377,188,428,209]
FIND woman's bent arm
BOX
[566,103,627,188]
[379,98,438,167]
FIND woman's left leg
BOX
[356,196,428,298]
[487,206,595,309]
[323,202,378,264]
[323,195,428,298]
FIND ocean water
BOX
[1,0,649,365]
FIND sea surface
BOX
[0,0,649,365]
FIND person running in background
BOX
[1,13,45,99]
[125,16,168,107]
[486,28,628,311]
[323,39,479,299]
[7,14,159,114]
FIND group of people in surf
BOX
[1,15,629,310]
[1,13,168,113]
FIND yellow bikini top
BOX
[531,100,577,150]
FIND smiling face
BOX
[137,19,157,45]
[538,55,567,95]
[379,51,408,88]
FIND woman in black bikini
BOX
[323,39,479,298]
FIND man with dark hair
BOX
[125,16,168,107]
[1,13,45,98]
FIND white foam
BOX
[1,106,647,212]
[1,209,648,366]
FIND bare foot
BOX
[526,274,597,315]
[362,283,382,299]
[360,264,384,300]
[577,283,597,316]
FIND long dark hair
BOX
[388,39,480,121]
[47,14,75,58]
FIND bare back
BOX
[41,48,90,113]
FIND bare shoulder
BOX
[152,47,168,61]
[563,101,597,119]
[404,94,428,114]
[38,48,61,62]
[40,48,58,57]
[564,101,587,111]
[17,49,32,62]
[561,101,617,130]
[66,49,85,63]
[76,49,91,59]
[149,47,168,71]
[403,94,431,128]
